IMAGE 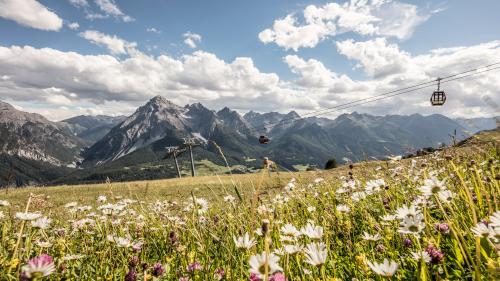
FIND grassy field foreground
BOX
[0,131,499,280]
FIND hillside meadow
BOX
[0,130,499,280]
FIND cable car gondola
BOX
[259,135,270,144]
[430,78,446,106]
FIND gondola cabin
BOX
[430,78,446,106]
[259,135,270,144]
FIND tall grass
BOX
[0,143,498,280]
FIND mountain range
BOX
[0,97,497,186]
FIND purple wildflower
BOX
[214,268,225,280]
[403,238,413,247]
[21,254,56,279]
[187,261,202,272]
[434,223,450,234]
[125,268,137,281]
[152,263,166,277]
[269,272,287,281]
[426,245,444,264]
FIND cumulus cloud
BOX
[0,39,499,121]
[183,32,202,48]
[0,0,63,31]
[259,0,429,51]
[68,22,80,30]
[79,30,137,55]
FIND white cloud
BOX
[68,22,80,30]
[69,0,133,22]
[69,0,88,8]
[0,40,499,120]
[94,0,134,22]
[0,0,63,31]
[259,0,429,51]
[336,38,414,78]
[79,30,137,55]
[146,27,161,34]
[183,32,202,48]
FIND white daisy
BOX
[0,200,10,206]
[233,233,256,249]
[419,177,447,196]
[301,223,323,239]
[283,244,302,255]
[367,258,398,276]
[336,204,350,213]
[411,251,431,263]
[280,224,301,237]
[399,214,426,236]
[362,232,381,241]
[489,211,500,227]
[15,212,41,221]
[471,222,491,238]
[248,252,282,279]
[223,195,236,203]
[303,242,328,266]
[97,195,107,203]
[21,254,55,278]
[31,217,52,229]
[437,190,456,203]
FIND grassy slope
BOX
[2,129,498,214]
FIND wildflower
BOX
[0,200,10,206]
[224,195,236,202]
[362,232,381,241]
[437,190,455,203]
[351,191,367,202]
[394,204,420,220]
[419,177,446,196]
[365,179,385,194]
[97,195,107,202]
[249,252,282,279]
[233,233,256,249]
[434,223,450,234]
[187,261,202,272]
[283,244,302,255]
[303,242,327,266]
[313,178,324,184]
[300,223,323,239]
[381,214,397,221]
[213,268,225,280]
[307,206,316,213]
[336,204,350,213]
[151,263,166,277]
[269,272,287,281]
[21,254,55,279]
[412,251,431,263]
[0,211,5,220]
[489,211,500,227]
[471,222,491,238]
[399,214,426,237]
[402,238,413,248]
[16,212,41,221]
[129,256,140,267]
[367,258,398,276]
[425,245,444,264]
[62,254,85,261]
[388,155,402,162]
[64,202,78,208]
[280,224,301,237]
[125,268,137,281]
[31,217,52,229]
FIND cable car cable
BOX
[249,62,500,134]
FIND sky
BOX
[0,0,499,121]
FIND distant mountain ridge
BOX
[0,97,498,186]
[0,101,84,166]
[59,115,126,144]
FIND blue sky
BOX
[0,0,499,120]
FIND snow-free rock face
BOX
[0,100,84,166]
[81,96,256,166]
